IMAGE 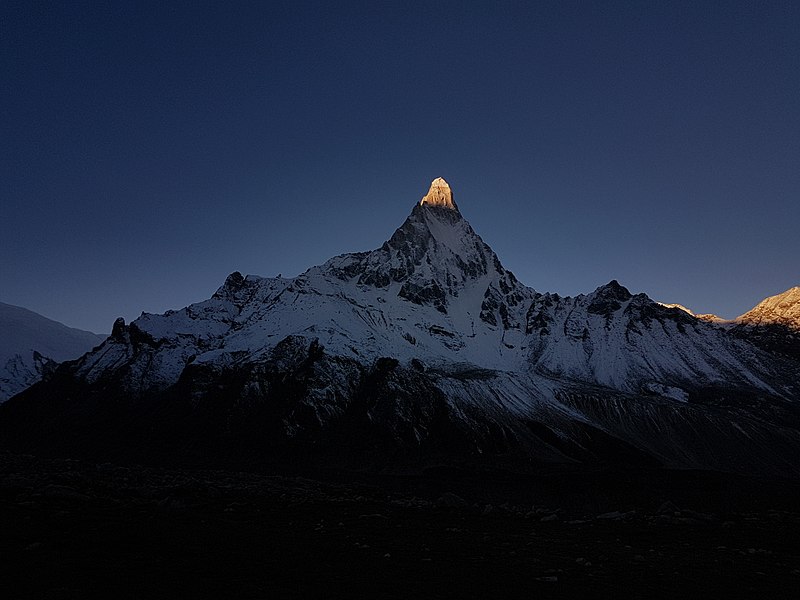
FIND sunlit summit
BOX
[419,177,457,210]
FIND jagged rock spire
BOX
[419,177,457,210]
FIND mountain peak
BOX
[737,285,800,329]
[419,177,457,210]
[595,280,632,300]
[317,176,518,316]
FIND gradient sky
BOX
[3,1,799,333]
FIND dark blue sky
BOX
[3,1,799,333]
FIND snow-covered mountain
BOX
[731,287,800,360]
[0,303,105,402]
[736,287,800,329]
[2,179,800,476]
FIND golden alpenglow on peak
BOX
[419,177,457,210]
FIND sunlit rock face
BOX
[737,287,800,329]
[732,286,800,360]
[419,177,457,210]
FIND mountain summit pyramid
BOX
[2,178,800,476]
[320,176,515,320]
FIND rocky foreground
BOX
[2,454,799,599]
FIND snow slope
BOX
[0,303,105,401]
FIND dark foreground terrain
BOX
[2,453,799,599]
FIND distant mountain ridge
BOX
[659,288,800,360]
[2,179,799,477]
[731,287,800,361]
[0,302,105,401]
[736,287,800,329]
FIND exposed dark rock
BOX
[111,317,127,341]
